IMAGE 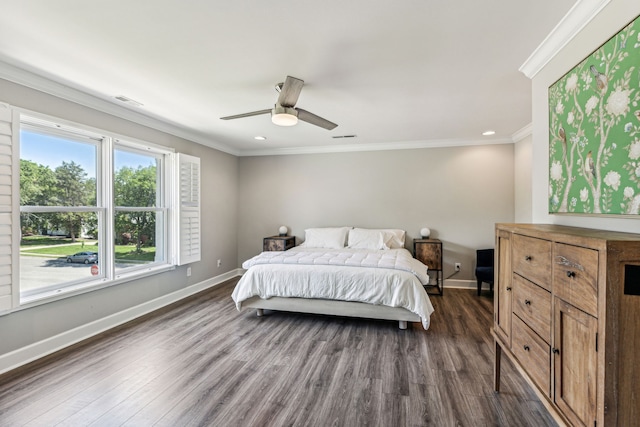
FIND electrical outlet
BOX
[217,259,222,267]
[455,262,461,272]
[186,267,192,277]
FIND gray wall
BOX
[0,79,239,356]
[514,134,533,223]
[238,144,515,280]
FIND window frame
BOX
[17,110,177,307]
[112,142,169,278]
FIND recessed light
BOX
[482,130,496,136]
[254,136,267,141]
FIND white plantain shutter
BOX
[176,153,200,265]
[0,103,15,312]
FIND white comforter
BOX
[232,247,435,329]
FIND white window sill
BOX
[17,264,176,311]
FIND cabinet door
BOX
[553,299,597,427]
[494,230,512,344]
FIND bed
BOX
[232,227,435,330]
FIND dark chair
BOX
[475,249,494,296]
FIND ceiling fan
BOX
[220,76,338,130]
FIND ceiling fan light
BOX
[272,113,298,126]
[271,106,298,126]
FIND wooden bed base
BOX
[238,296,421,329]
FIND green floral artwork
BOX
[549,15,640,215]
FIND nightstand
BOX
[413,238,443,295]
[263,235,296,251]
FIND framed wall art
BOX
[548,14,640,215]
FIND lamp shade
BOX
[279,225,288,236]
[420,227,431,238]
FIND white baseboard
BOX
[444,279,478,290]
[0,269,243,375]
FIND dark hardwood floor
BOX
[0,280,557,427]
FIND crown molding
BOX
[239,137,513,157]
[512,123,533,142]
[0,59,240,156]
[519,0,611,79]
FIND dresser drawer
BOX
[553,243,598,317]
[512,315,551,396]
[512,234,552,290]
[512,274,551,343]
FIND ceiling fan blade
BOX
[220,109,271,120]
[277,76,304,107]
[297,108,338,130]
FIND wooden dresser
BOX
[493,223,640,427]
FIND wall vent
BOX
[114,95,143,107]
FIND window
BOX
[19,114,177,303]
[114,146,166,274]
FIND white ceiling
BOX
[0,0,577,155]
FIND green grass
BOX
[20,236,79,246]
[21,237,155,262]
[114,246,156,262]
[21,244,92,256]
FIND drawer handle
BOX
[556,255,585,272]
[524,299,531,305]
[566,270,576,278]
[506,287,512,291]
[552,348,560,355]
[523,345,530,351]
[525,255,532,261]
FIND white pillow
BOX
[299,227,351,249]
[376,229,406,249]
[347,228,389,250]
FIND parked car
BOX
[66,251,98,264]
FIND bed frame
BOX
[239,296,421,329]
